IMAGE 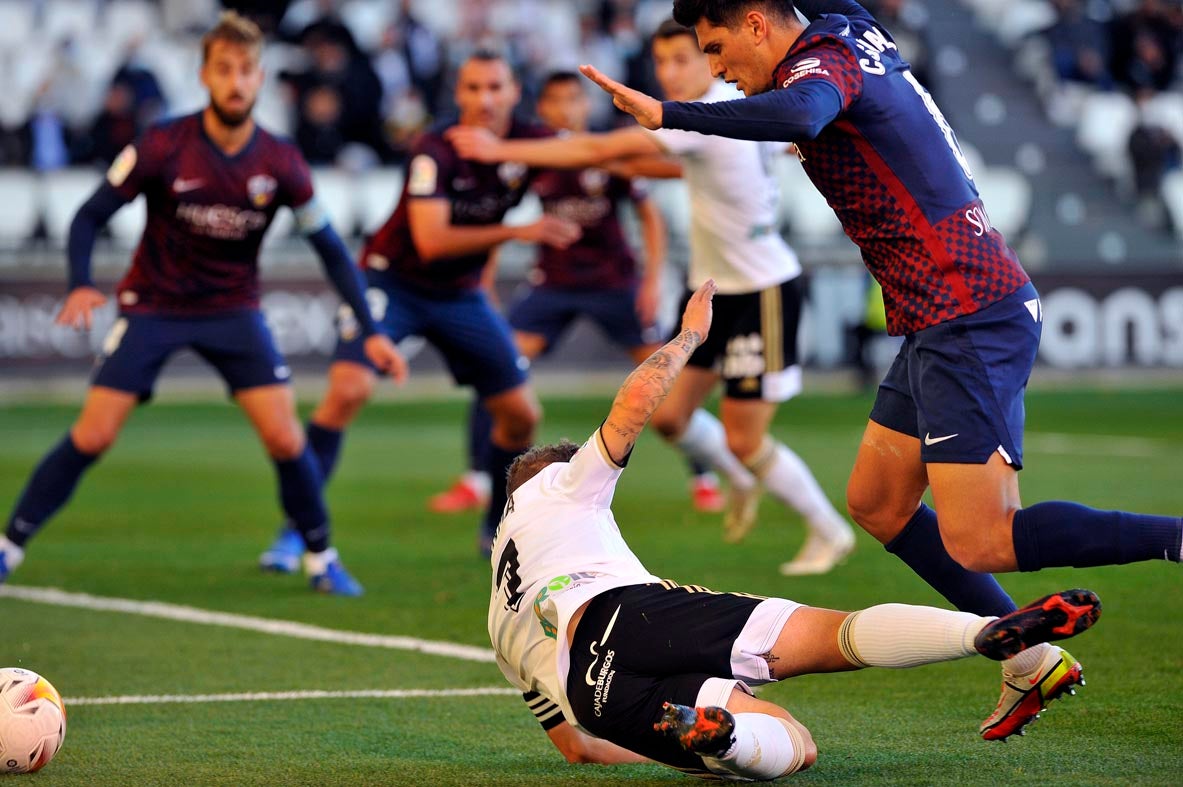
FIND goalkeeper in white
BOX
[488,280,1101,781]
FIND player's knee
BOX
[70,423,118,456]
[943,532,1009,574]
[320,370,375,426]
[725,432,763,465]
[501,402,540,445]
[259,423,305,460]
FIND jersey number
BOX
[497,539,525,612]
[901,70,974,181]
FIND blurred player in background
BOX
[448,20,856,576]
[490,278,1102,778]
[0,12,405,596]
[583,0,1183,741]
[429,70,726,517]
[259,50,582,567]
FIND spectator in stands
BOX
[398,0,447,116]
[1111,0,1182,93]
[1042,0,1114,88]
[75,81,139,165]
[1128,88,1182,228]
[295,81,347,165]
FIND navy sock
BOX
[468,401,493,474]
[6,434,99,548]
[885,504,1017,616]
[482,442,526,539]
[688,458,711,478]
[1012,501,1183,571]
[275,448,331,553]
[306,423,343,486]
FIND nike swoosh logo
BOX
[584,604,621,686]
[172,178,204,193]
[924,433,959,446]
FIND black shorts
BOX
[678,277,804,402]
[566,582,800,776]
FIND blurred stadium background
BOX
[0,0,1180,395]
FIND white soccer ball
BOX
[0,668,67,774]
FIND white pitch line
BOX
[66,688,518,707]
[0,585,496,663]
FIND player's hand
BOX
[635,277,660,328]
[445,126,504,163]
[517,215,583,250]
[579,65,664,130]
[55,286,108,331]
[680,279,716,341]
[363,334,409,385]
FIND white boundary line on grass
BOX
[66,688,519,707]
[0,585,496,663]
[1026,432,1173,458]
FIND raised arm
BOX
[600,279,715,464]
[445,125,662,170]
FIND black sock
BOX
[274,447,330,553]
[6,434,99,548]
[1012,501,1183,571]
[306,422,344,486]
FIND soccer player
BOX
[0,12,405,595]
[258,50,582,566]
[490,279,1102,779]
[448,21,855,575]
[428,71,727,517]
[578,0,1183,740]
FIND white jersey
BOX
[647,80,802,295]
[488,430,659,730]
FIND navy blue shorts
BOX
[334,273,527,398]
[508,285,661,354]
[870,282,1042,468]
[92,310,290,400]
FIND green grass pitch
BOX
[1,388,1180,785]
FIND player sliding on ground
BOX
[489,279,1102,780]
[576,0,1183,741]
[0,12,405,596]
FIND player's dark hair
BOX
[202,10,264,63]
[506,440,581,506]
[459,46,518,82]
[540,71,584,96]
[672,0,797,28]
[651,18,698,45]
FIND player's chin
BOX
[211,100,254,127]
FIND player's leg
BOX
[202,311,361,595]
[428,397,494,514]
[480,382,541,542]
[4,313,169,581]
[719,395,854,569]
[2,387,138,581]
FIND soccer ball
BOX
[0,668,67,774]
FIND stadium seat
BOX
[995,0,1056,47]
[358,167,405,235]
[958,141,987,180]
[1076,91,1139,182]
[101,0,160,50]
[1162,170,1183,242]
[975,167,1033,240]
[42,169,104,247]
[0,1,35,49]
[0,169,41,247]
[311,169,358,237]
[1140,92,1183,148]
[44,0,99,43]
[341,0,395,52]
[107,197,147,249]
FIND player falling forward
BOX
[490,279,1102,779]
[0,13,405,596]
[449,20,855,575]
[258,50,582,568]
[428,71,726,517]
[580,0,1183,740]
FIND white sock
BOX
[1003,642,1051,676]
[0,537,25,571]
[463,471,491,495]
[748,439,852,541]
[302,546,339,576]
[703,713,807,780]
[838,604,989,668]
[675,409,756,490]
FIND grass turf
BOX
[0,388,1180,784]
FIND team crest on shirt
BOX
[247,174,278,208]
[498,161,528,190]
[579,169,610,197]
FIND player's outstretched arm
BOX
[56,184,128,330]
[601,279,716,464]
[545,721,651,765]
[407,199,581,261]
[445,125,662,170]
[579,65,665,130]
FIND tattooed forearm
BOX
[602,329,703,457]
